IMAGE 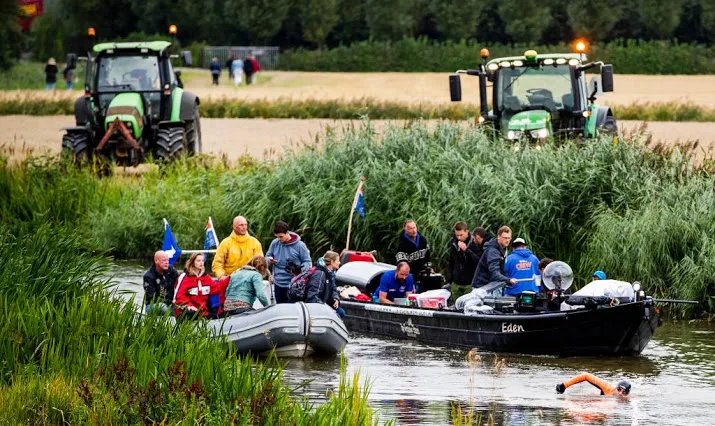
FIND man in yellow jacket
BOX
[212,216,264,278]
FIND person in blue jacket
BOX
[265,221,312,304]
[376,262,415,304]
[504,237,541,295]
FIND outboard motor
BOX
[542,261,574,311]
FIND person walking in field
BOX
[209,57,221,86]
[231,57,244,86]
[44,58,58,91]
[62,64,73,91]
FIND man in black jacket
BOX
[396,220,430,273]
[446,221,480,300]
[471,227,493,264]
[471,225,517,293]
[143,251,179,314]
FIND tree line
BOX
[1,0,713,69]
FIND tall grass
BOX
[0,96,714,122]
[0,61,86,90]
[0,225,387,424]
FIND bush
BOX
[281,38,715,74]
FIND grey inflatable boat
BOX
[207,302,349,357]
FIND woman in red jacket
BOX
[173,253,215,319]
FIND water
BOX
[111,262,715,425]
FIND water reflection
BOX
[108,261,715,425]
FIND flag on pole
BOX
[204,217,219,255]
[162,218,182,266]
[354,181,365,219]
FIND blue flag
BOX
[162,219,182,266]
[204,217,219,258]
[354,182,365,219]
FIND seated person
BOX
[556,373,631,396]
[376,262,415,305]
[173,253,215,319]
[224,255,270,315]
[142,250,178,314]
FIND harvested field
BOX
[2,116,713,164]
[2,71,715,108]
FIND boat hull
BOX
[340,300,659,356]
[208,302,349,357]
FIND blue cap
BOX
[592,270,607,280]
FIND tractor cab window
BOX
[497,65,574,115]
[97,55,161,92]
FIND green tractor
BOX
[449,46,617,142]
[61,39,201,166]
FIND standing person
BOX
[209,57,221,86]
[445,221,481,301]
[224,255,270,315]
[249,54,260,84]
[44,58,58,91]
[376,262,415,304]
[305,251,345,317]
[225,55,234,80]
[212,216,263,279]
[231,57,244,86]
[62,64,73,91]
[395,220,430,276]
[243,53,255,85]
[504,238,541,295]
[265,221,312,304]
[471,225,517,292]
[173,253,215,319]
[471,227,493,264]
[142,250,179,314]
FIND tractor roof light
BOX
[499,61,511,68]
[543,58,555,65]
[487,63,499,71]
[87,27,96,37]
[169,25,178,35]
[582,110,591,118]
[568,58,580,66]
[512,60,524,67]
[480,48,490,60]
[556,58,567,65]
[573,39,589,53]
[524,50,538,64]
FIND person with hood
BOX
[143,250,179,314]
[504,237,541,295]
[471,227,493,263]
[471,225,517,291]
[44,58,58,91]
[224,255,270,314]
[592,270,607,281]
[213,216,263,279]
[305,251,344,317]
[265,220,312,304]
[209,57,221,85]
[446,221,481,301]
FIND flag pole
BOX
[345,177,366,251]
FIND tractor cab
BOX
[61,29,201,168]
[450,44,617,141]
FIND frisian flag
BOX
[354,181,366,219]
[204,217,219,258]
[162,218,182,266]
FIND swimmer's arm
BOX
[562,373,616,395]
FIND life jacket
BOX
[173,273,215,317]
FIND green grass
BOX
[0,61,85,90]
[0,96,714,122]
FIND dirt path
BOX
[2,116,713,163]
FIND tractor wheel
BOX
[185,106,202,156]
[61,132,91,166]
[155,127,186,161]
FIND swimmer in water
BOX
[556,373,631,396]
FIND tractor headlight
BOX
[507,130,522,140]
[530,128,549,139]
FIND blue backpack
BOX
[288,267,317,302]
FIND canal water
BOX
[113,262,715,425]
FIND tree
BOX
[703,0,715,41]
[223,0,292,44]
[365,0,416,41]
[329,0,368,45]
[300,0,339,48]
[497,0,551,43]
[638,0,684,39]
[429,0,485,41]
[0,0,23,69]
[566,0,622,41]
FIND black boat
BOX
[335,260,660,356]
